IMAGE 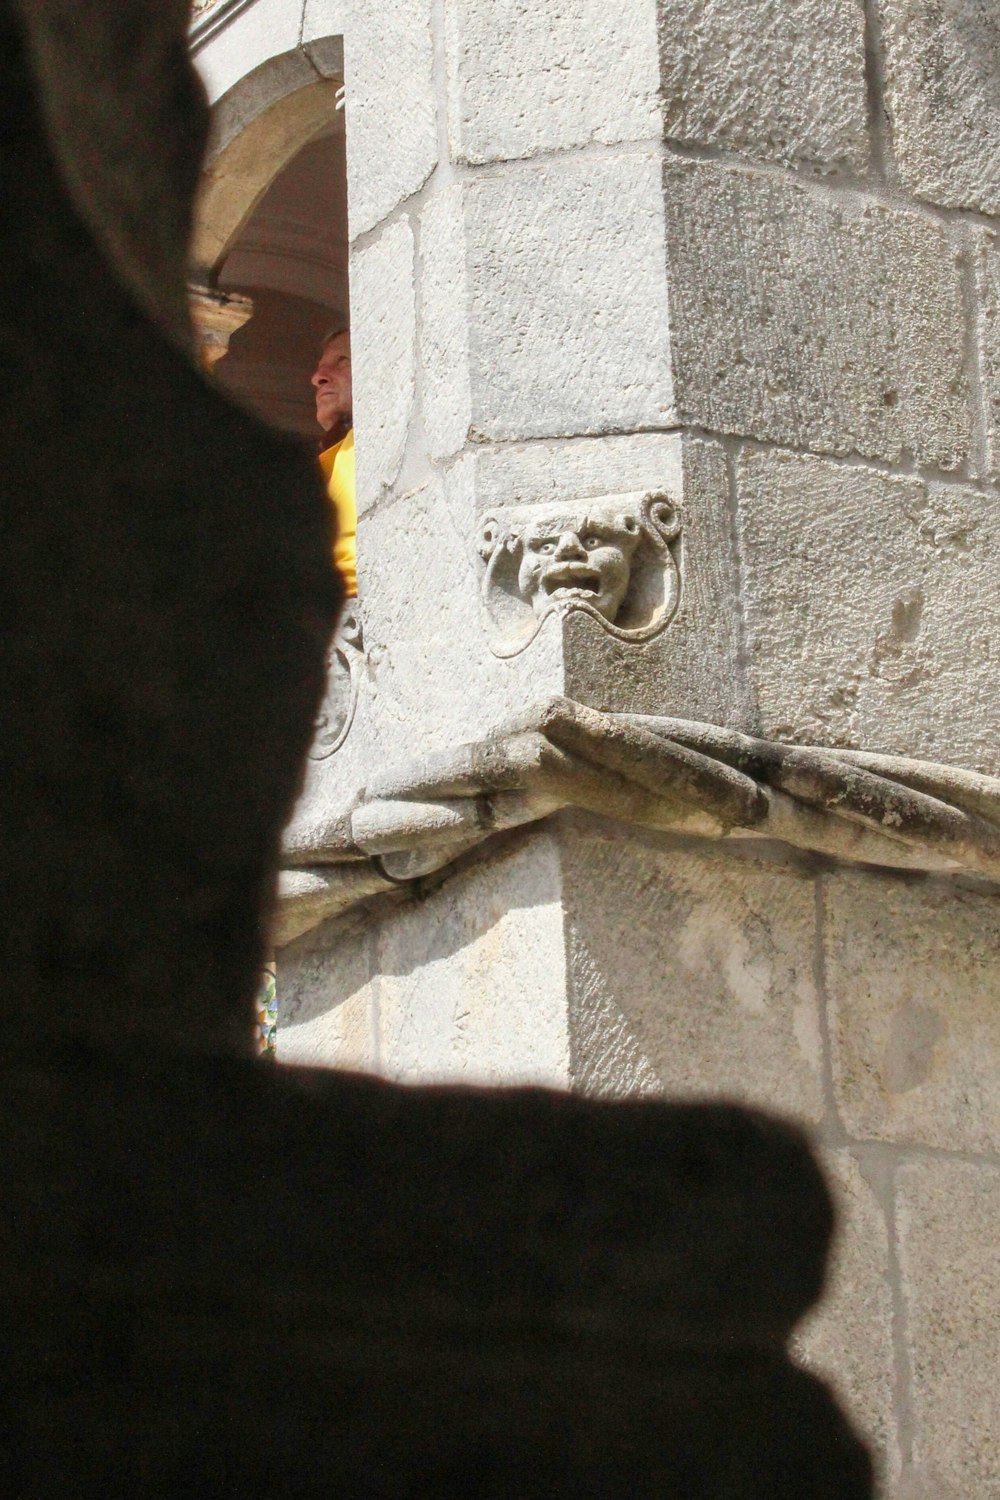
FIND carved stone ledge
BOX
[278,697,1000,944]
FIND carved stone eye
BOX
[479,518,503,562]
[583,535,601,549]
[537,540,556,554]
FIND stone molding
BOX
[277,696,1000,945]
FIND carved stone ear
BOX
[642,493,681,551]
[479,516,504,563]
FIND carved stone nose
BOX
[554,531,586,559]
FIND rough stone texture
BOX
[561,823,825,1120]
[896,1159,1000,1495]
[736,449,1000,773]
[420,180,473,461]
[663,159,970,470]
[879,0,1000,216]
[793,1151,899,1491]
[463,154,675,439]
[372,834,572,1087]
[659,0,869,170]
[284,459,568,848]
[825,870,1000,1155]
[344,0,438,237]
[277,911,379,1071]
[973,225,1000,480]
[561,437,750,725]
[293,428,746,849]
[444,0,660,164]
[351,215,417,509]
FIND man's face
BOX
[311,332,352,431]
[516,518,640,623]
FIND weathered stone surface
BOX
[285,464,569,859]
[444,0,660,164]
[974,225,1000,480]
[464,154,675,439]
[420,180,473,460]
[659,0,868,170]
[879,0,1000,215]
[374,834,572,1087]
[825,869,1000,1154]
[793,1150,899,1491]
[298,430,743,835]
[277,911,379,1071]
[359,466,566,739]
[343,0,438,237]
[897,1159,1000,1494]
[562,824,825,1120]
[351,216,417,508]
[663,159,970,469]
[737,449,1000,773]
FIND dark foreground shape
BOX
[2,1047,871,1498]
[0,2,871,1494]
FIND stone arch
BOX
[190,32,352,434]
[191,56,344,278]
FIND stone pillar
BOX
[265,1,1000,1493]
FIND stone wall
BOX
[194,3,1000,1494]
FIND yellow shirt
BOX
[319,428,357,598]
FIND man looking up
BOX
[312,326,356,599]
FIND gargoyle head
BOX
[479,491,681,656]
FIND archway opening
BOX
[208,117,349,435]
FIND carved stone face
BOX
[516,518,641,622]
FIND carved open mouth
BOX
[542,566,602,600]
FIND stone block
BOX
[896,1159,1000,1493]
[374,833,572,1087]
[659,0,868,170]
[879,0,1000,216]
[663,159,970,470]
[793,1150,899,1490]
[277,912,378,1071]
[825,869,1000,1154]
[444,0,660,164]
[463,154,675,439]
[419,181,473,461]
[736,449,1000,772]
[339,0,438,237]
[351,216,417,509]
[561,825,825,1121]
[973,225,1000,479]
